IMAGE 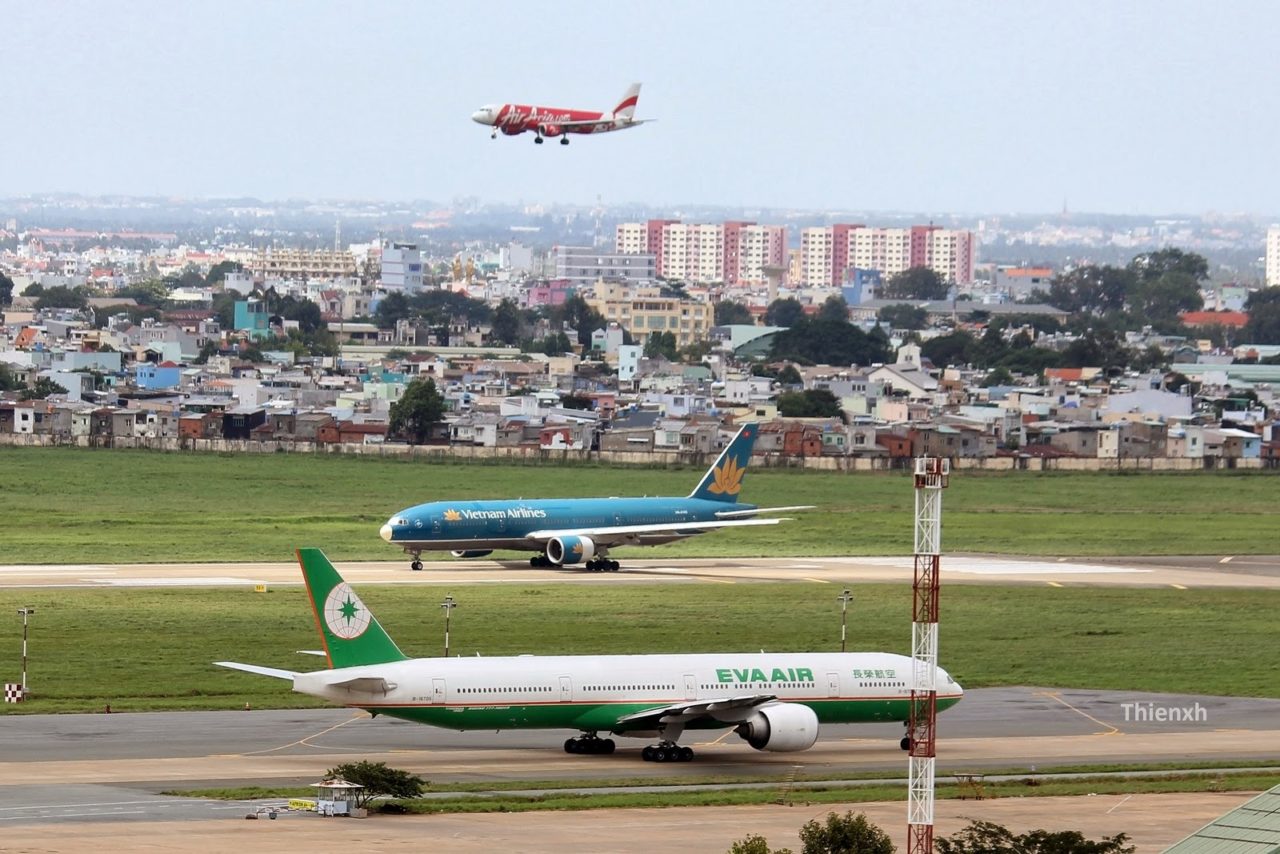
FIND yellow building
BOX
[585,280,712,348]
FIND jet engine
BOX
[735,703,820,752]
[450,550,493,559]
[547,535,595,565]
[539,123,563,137]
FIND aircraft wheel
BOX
[900,736,911,751]
[603,739,616,754]
[410,560,423,572]
[534,137,544,144]
[565,738,579,754]
[679,746,694,762]
[608,560,620,571]
[641,746,654,762]
[560,137,569,145]
[653,747,669,763]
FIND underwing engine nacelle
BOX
[547,535,595,566]
[450,550,494,559]
[735,703,820,752]
[539,123,563,138]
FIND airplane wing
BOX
[547,118,652,131]
[524,517,785,544]
[613,694,777,730]
[215,661,297,680]
[715,505,815,518]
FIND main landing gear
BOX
[585,558,620,572]
[534,135,544,144]
[565,734,615,755]
[530,553,551,568]
[559,137,569,145]
[900,721,912,751]
[642,742,694,762]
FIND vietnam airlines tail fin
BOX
[611,83,641,121]
[297,548,408,669]
[689,423,759,504]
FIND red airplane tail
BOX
[611,83,642,121]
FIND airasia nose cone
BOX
[471,108,493,125]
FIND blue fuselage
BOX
[382,496,757,552]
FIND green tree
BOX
[489,298,522,345]
[0,271,14,306]
[776,388,844,420]
[983,366,1015,386]
[728,835,791,854]
[205,260,243,286]
[375,291,412,330]
[877,304,927,330]
[35,285,89,310]
[817,294,850,323]
[0,363,20,392]
[769,318,892,366]
[1127,247,1208,283]
[765,297,806,327]
[556,293,606,347]
[1243,288,1280,344]
[21,377,67,400]
[936,820,1134,854]
[273,296,324,334]
[776,363,803,385]
[797,811,894,854]
[1046,265,1133,315]
[559,393,594,410]
[643,330,678,360]
[921,330,977,368]
[715,300,754,325]
[323,761,425,810]
[883,266,948,300]
[388,378,446,444]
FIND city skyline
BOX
[6,1,1280,216]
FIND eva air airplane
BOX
[379,422,808,571]
[217,549,964,762]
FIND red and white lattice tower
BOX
[907,456,949,854]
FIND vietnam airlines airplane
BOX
[470,83,651,145]
[218,549,964,762]
[380,422,806,571]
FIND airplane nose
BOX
[379,523,394,542]
[471,109,491,125]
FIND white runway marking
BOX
[103,577,262,587]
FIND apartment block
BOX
[584,280,712,348]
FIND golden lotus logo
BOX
[443,509,461,522]
[571,541,584,555]
[708,457,745,496]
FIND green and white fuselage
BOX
[218,549,964,759]
[296,651,962,737]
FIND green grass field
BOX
[0,447,1277,563]
[1,581,1275,713]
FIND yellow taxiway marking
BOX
[695,731,735,747]
[701,577,736,584]
[1220,556,1235,563]
[1046,581,1064,588]
[238,710,369,756]
[804,577,831,584]
[1034,690,1121,736]
[1171,583,1187,590]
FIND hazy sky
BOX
[4,1,1278,215]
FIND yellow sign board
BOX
[288,799,316,811]
[254,584,269,593]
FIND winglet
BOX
[689,423,758,504]
[297,548,409,669]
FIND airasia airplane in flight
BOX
[470,83,650,145]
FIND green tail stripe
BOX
[297,548,408,668]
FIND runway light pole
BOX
[837,589,854,652]
[440,595,456,658]
[17,607,35,697]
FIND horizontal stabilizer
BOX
[526,517,783,542]
[215,661,297,681]
[324,675,398,694]
[295,649,328,657]
[715,505,815,518]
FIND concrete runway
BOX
[2,553,1279,589]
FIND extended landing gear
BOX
[585,558,620,572]
[559,137,569,145]
[642,742,694,763]
[530,553,551,568]
[565,734,615,755]
[900,736,912,751]
[491,129,497,139]
[534,135,544,144]
[409,552,424,572]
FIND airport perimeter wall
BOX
[0,433,1268,472]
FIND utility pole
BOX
[837,589,854,652]
[16,607,35,698]
[440,595,456,658]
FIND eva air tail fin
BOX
[689,422,759,503]
[297,548,408,669]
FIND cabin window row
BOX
[702,683,815,690]
[458,687,553,694]
[583,684,675,692]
